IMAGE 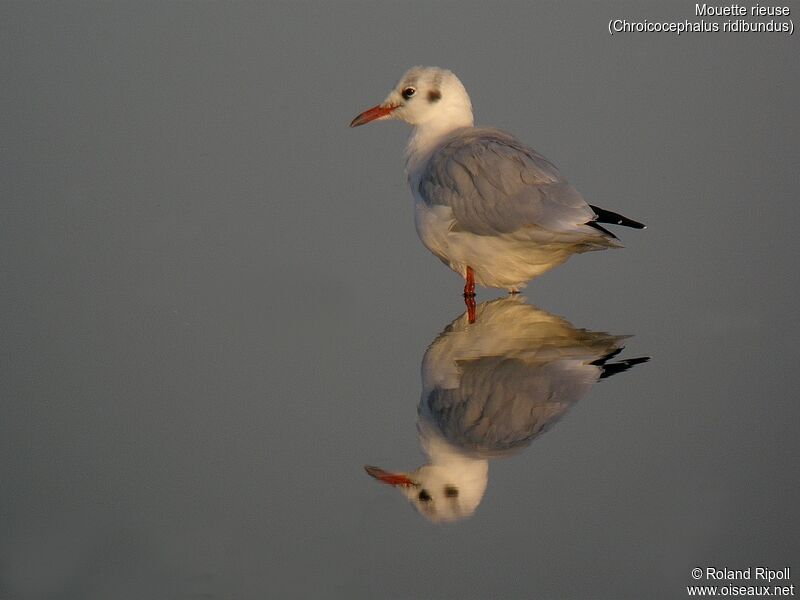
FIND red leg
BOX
[463,266,476,298]
[465,295,477,324]
[463,266,476,324]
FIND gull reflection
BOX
[365,296,648,523]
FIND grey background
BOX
[1,1,798,598]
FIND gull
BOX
[365,296,649,523]
[350,66,645,302]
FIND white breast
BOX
[413,195,579,291]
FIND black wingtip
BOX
[586,221,618,239]
[589,205,646,229]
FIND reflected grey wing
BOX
[418,129,596,237]
[425,357,596,455]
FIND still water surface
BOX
[2,3,798,599]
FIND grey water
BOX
[2,2,798,599]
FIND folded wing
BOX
[417,128,599,238]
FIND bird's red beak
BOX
[364,465,417,487]
[349,104,397,128]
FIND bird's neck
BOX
[404,111,474,174]
[419,419,488,471]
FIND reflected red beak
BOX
[349,104,398,127]
[364,465,417,487]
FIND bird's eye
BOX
[402,87,416,100]
[418,489,432,502]
[444,486,459,498]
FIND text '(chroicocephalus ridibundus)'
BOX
[350,66,645,303]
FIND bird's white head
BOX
[364,419,489,524]
[364,461,488,524]
[350,66,473,131]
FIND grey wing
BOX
[424,356,592,455]
[418,128,597,237]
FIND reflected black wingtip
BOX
[591,348,650,379]
[597,356,651,379]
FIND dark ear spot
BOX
[428,89,442,103]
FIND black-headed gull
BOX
[351,66,644,300]
[365,296,649,523]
